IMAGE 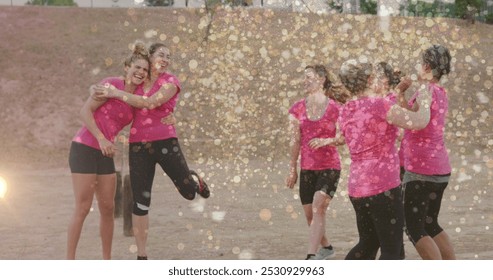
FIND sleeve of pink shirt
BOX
[382,97,394,113]
[288,100,303,120]
[158,73,181,95]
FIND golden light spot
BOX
[232,247,241,254]
[425,18,435,27]
[233,176,241,183]
[189,59,198,70]
[178,15,186,23]
[105,58,113,67]
[259,208,272,221]
[177,243,185,250]
[0,176,7,199]
[159,34,167,41]
[173,36,180,44]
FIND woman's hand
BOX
[286,168,298,189]
[98,138,117,158]
[161,113,177,125]
[396,76,412,95]
[91,84,117,100]
[90,84,109,101]
[308,138,330,149]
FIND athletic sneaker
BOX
[305,254,317,260]
[315,247,335,259]
[190,170,210,199]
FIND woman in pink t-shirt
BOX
[67,44,150,259]
[95,43,210,260]
[373,61,412,259]
[338,59,432,259]
[374,62,412,181]
[286,65,343,260]
[398,45,455,260]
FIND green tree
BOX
[26,0,76,5]
[455,0,483,22]
[145,0,174,6]
[360,0,378,15]
[400,0,456,18]
[327,0,343,13]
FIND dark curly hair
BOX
[305,65,332,91]
[422,45,451,81]
[376,62,402,88]
[339,59,373,95]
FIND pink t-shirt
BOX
[339,97,401,198]
[401,83,451,175]
[386,92,410,167]
[73,77,133,150]
[289,98,341,171]
[129,72,181,143]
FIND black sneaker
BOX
[137,256,148,260]
[190,170,210,199]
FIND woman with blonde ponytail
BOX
[93,42,210,260]
[67,43,153,259]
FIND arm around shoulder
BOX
[386,87,431,130]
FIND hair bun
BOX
[133,41,148,56]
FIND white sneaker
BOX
[315,247,335,259]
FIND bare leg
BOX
[302,204,315,254]
[433,231,456,260]
[308,192,331,254]
[132,214,149,258]
[415,236,442,260]
[67,173,97,259]
[94,173,116,260]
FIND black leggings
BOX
[345,186,404,260]
[129,138,197,216]
[403,180,448,245]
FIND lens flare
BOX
[0,176,7,199]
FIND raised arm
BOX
[96,82,177,109]
[286,115,301,189]
[79,95,116,157]
[395,76,418,111]
[386,85,432,130]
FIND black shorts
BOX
[68,141,115,175]
[299,169,340,205]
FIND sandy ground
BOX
[1,152,492,260]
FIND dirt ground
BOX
[0,6,492,261]
[1,152,492,260]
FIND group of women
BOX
[286,45,456,260]
[67,42,209,260]
[66,40,455,261]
